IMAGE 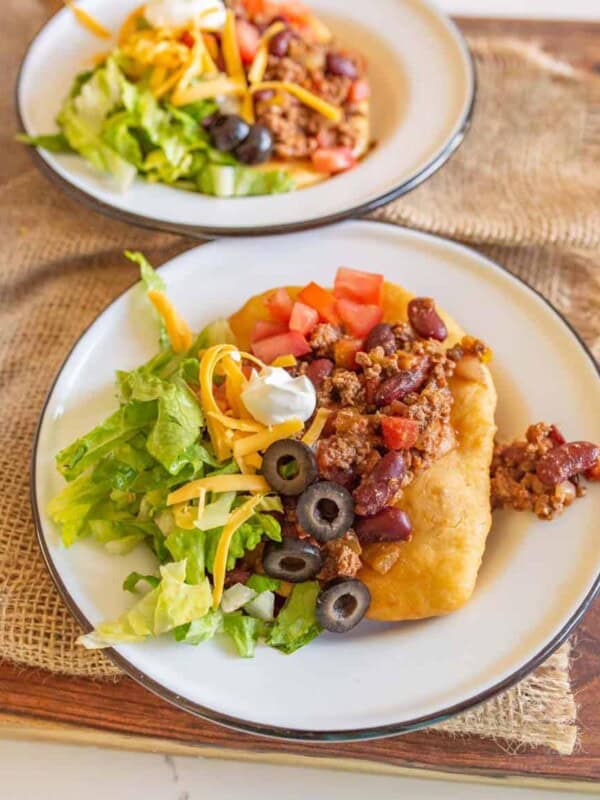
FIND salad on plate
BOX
[20,0,371,198]
[47,254,600,657]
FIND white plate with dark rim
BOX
[32,221,600,740]
[17,0,474,238]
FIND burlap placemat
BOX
[2,2,599,755]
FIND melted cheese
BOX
[146,290,193,353]
[212,494,264,608]
[65,1,111,39]
[167,474,270,506]
[302,408,332,447]
[233,418,303,459]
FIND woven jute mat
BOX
[2,2,600,756]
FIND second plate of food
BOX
[17,0,474,236]
[33,221,600,739]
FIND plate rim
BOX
[30,220,600,742]
[15,0,476,239]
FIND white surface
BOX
[17,0,473,234]
[437,0,600,19]
[0,740,589,800]
[34,221,600,735]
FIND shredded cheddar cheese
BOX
[247,21,285,85]
[171,76,246,105]
[146,290,193,353]
[233,418,304,460]
[302,408,332,447]
[222,10,246,84]
[250,81,342,122]
[207,411,264,433]
[211,494,264,608]
[271,354,297,368]
[65,1,111,39]
[167,474,270,506]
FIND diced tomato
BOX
[251,319,288,342]
[298,282,339,324]
[243,0,267,15]
[236,19,261,64]
[381,417,420,450]
[333,338,362,370]
[348,78,371,104]
[269,0,311,24]
[311,147,357,175]
[336,298,383,339]
[265,287,294,323]
[252,331,311,363]
[334,266,384,306]
[179,30,195,48]
[289,301,319,336]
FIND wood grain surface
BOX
[2,16,600,788]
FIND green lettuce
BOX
[204,512,281,573]
[16,132,73,152]
[174,609,223,645]
[223,613,264,658]
[78,560,212,649]
[123,572,160,593]
[267,582,322,654]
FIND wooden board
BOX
[2,16,600,789]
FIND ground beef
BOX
[392,323,416,350]
[491,423,585,520]
[317,531,362,582]
[331,369,364,407]
[317,410,381,485]
[309,323,341,357]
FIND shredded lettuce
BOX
[174,609,224,645]
[78,560,212,649]
[267,582,322,654]
[247,575,280,594]
[123,572,160,593]
[21,54,294,197]
[223,613,263,658]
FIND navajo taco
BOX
[49,257,600,655]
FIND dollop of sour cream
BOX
[145,0,226,30]
[241,367,316,426]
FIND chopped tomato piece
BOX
[252,331,311,363]
[179,30,195,48]
[236,19,261,64]
[348,78,371,103]
[298,282,340,324]
[289,301,319,336]
[312,147,356,175]
[381,417,420,450]
[243,0,267,15]
[333,338,362,370]
[265,287,294,322]
[251,319,288,342]
[334,267,384,306]
[269,0,311,24]
[336,298,383,339]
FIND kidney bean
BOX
[355,507,412,544]
[325,52,358,79]
[549,424,566,445]
[374,357,431,407]
[364,323,396,355]
[536,441,600,486]
[306,358,334,388]
[269,29,293,57]
[353,451,406,516]
[407,297,447,341]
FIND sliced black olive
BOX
[263,537,322,583]
[316,578,371,633]
[210,114,251,152]
[262,439,318,496]
[235,124,274,165]
[296,481,354,543]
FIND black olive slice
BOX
[263,538,323,583]
[296,481,354,543]
[262,439,318,496]
[316,578,371,633]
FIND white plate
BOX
[32,221,600,740]
[17,0,474,237]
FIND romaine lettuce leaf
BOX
[78,560,212,649]
[223,612,264,658]
[16,133,73,152]
[165,528,206,584]
[174,609,223,644]
[204,512,281,573]
[267,582,322,654]
[123,572,160,593]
